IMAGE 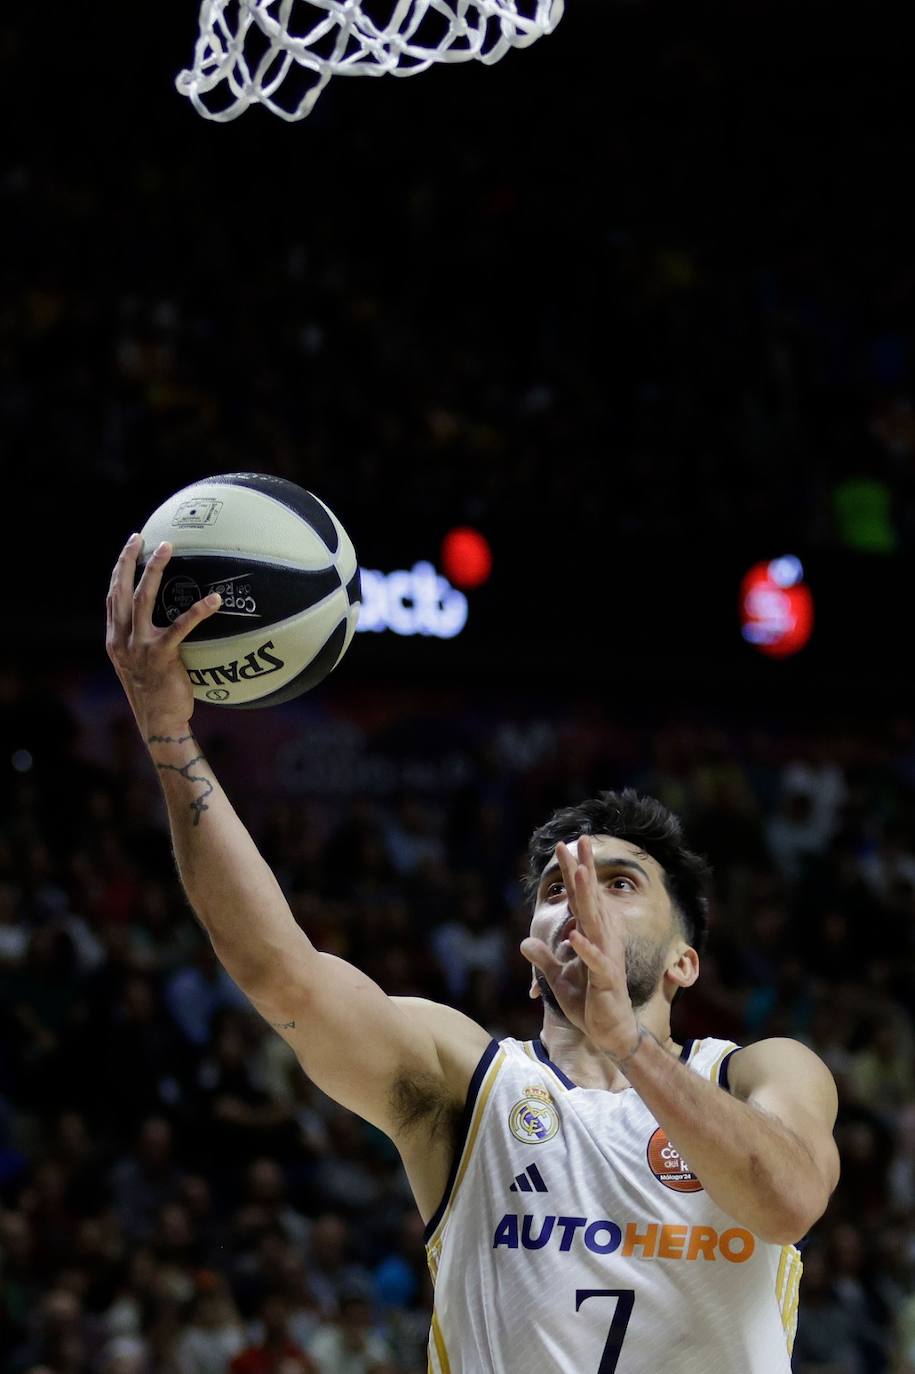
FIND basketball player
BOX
[107,535,840,1372]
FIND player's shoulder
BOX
[391,997,493,1069]
[724,1035,836,1101]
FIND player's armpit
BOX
[726,1037,841,1202]
[245,953,488,1143]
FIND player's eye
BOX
[546,882,565,899]
[608,876,636,892]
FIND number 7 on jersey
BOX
[576,1289,635,1374]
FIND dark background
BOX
[3,1,913,704]
[2,4,915,1373]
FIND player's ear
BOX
[666,946,699,992]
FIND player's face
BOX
[528,835,680,1014]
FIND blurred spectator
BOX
[110,1118,182,1244]
[229,1293,316,1374]
[164,946,252,1049]
[308,1117,387,1218]
[99,1246,159,1346]
[8,1287,97,1374]
[308,1285,394,1374]
[897,1294,915,1374]
[791,1246,862,1373]
[766,785,835,884]
[829,1223,894,1372]
[299,1214,374,1319]
[887,1103,915,1214]
[193,1013,299,1173]
[271,1255,323,1353]
[373,1212,426,1314]
[172,1279,245,1374]
[382,798,445,879]
[93,975,189,1130]
[848,1023,915,1123]
[0,881,28,966]
[234,1159,310,1253]
[428,871,507,1000]
[98,1334,149,1374]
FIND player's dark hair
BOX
[523,789,711,955]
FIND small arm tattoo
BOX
[148,733,193,744]
[154,753,214,825]
[270,1020,296,1030]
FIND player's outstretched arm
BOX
[106,535,485,1145]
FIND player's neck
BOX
[538,1015,679,1092]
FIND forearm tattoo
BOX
[270,1020,296,1030]
[148,735,213,825]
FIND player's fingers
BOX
[579,833,597,878]
[106,533,141,655]
[107,532,141,595]
[557,842,602,941]
[572,863,603,943]
[519,937,563,982]
[568,926,615,985]
[161,591,222,651]
[556,842,578,911]
[132,540,172,631]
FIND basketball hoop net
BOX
[177,0,564,121]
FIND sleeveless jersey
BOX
[424,1035,802,1373]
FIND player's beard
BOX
[535,933,670,1023]
[535,968,568,1019]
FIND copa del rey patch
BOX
[646,1127,704,1193]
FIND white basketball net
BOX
[177,0,564,121]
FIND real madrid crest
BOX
[508,1085,560,1144]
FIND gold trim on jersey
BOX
[425,1047,506,1258]
[428,1310,452,1373]
[521,1041,574,1098]
[708,1041,739,1084]
[775,1243,803,1354]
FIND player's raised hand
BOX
[558,836,640,1058]
[106,534,221,737]
[521,836,640,1059]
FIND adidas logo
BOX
[509,1163,548,1193]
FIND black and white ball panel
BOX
[139,473,355,570]
[138,473,360,708]
[151,558,344,644]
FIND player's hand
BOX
[521,836,639,1058]
[106,534,221,738]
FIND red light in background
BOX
[739,556,814,658]
[441,527,493,589]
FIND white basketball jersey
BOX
[425,1035,802,1373]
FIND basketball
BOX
[138,473,361,708]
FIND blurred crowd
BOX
[1,673,914,1373]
